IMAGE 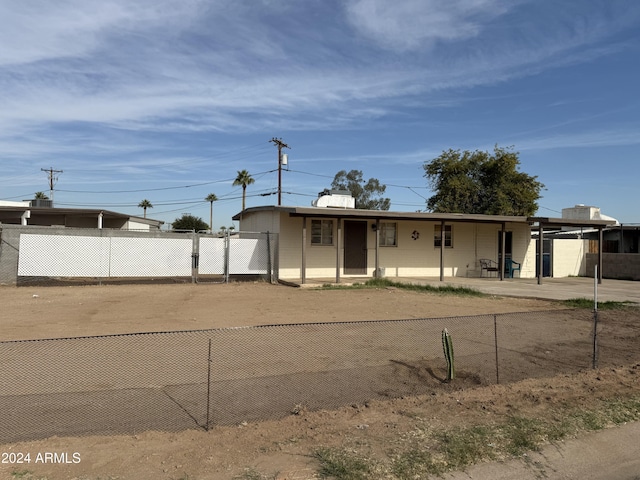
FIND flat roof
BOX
[234,205,617,228]
[529,217,615,229]
[0,206,163,225]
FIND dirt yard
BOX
[1,282,639,480]
[1,282,561,341]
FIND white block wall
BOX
[553,239,588,277]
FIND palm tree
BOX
[205,193,218,233]
[34,191,49,199]
[233,170,255,212]
[138,199,153,218]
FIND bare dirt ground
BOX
[1,282,639,480]
[1,282,560,341]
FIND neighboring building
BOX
[532,205,639,280]
[234,193,614,284]
[0,202,163,231]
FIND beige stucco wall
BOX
[253,212,535,280]
[126,220,153,231]
[237,210,281,233]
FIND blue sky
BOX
[1,0,639,229]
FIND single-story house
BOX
[233,194,615,285]
[0,202,163,231]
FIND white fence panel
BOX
[228,238,267,274]
[109,237,192,277]
[18,234,110,277]
[198,237,226,274]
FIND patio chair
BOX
[479,258,499,277]
[506,258,521,278]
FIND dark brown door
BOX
[344,221,367,274]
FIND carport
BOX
[530,217,615,285]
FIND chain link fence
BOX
[1,309,638,443]
[0,226,277,285]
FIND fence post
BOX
[191,232,199,284]
[494,314,500,384]
[206,338,212,431]
[224,231,230,283]
[266,231,272,284]
[592,265,599,369]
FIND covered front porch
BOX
[287,210,613,286]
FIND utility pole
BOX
[41,167,63,201]
[270,138,290,206]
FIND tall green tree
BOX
[423,146,544,216]
[233,170,255,212]
[138,199,153,218]
[205,193,218,233]
[330,169,391,210]
[172,214,208,232]
[34,191,49,199]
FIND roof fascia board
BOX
[286,207,527,224]
[235,206,618,229]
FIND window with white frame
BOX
[434,224,453,248]
[311,219,333,245]
[379,222,397,246]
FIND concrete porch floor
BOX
[281,276,640,304]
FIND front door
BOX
[344,221,367,275]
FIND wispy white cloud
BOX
[516,128,640,151]
[2,0,637,138]
[0,0,209,66]
[344,0,509,51]
[1,0,639,193]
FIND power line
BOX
[55,169,278,194]
[54,189,279,209]
[61,142,272,174]
[286,169,334,179]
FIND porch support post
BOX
[335,218,341,284]
[500,222,506,281]
[301,216,307,284]
[598,226,603,284]
[375,219,380,277]
[439,220,445,282]
[538,224,544,285]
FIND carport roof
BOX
[0,206,163,226]
[234,206,616,228]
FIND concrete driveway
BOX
[397,276,640,304]
[295,276,639,303]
